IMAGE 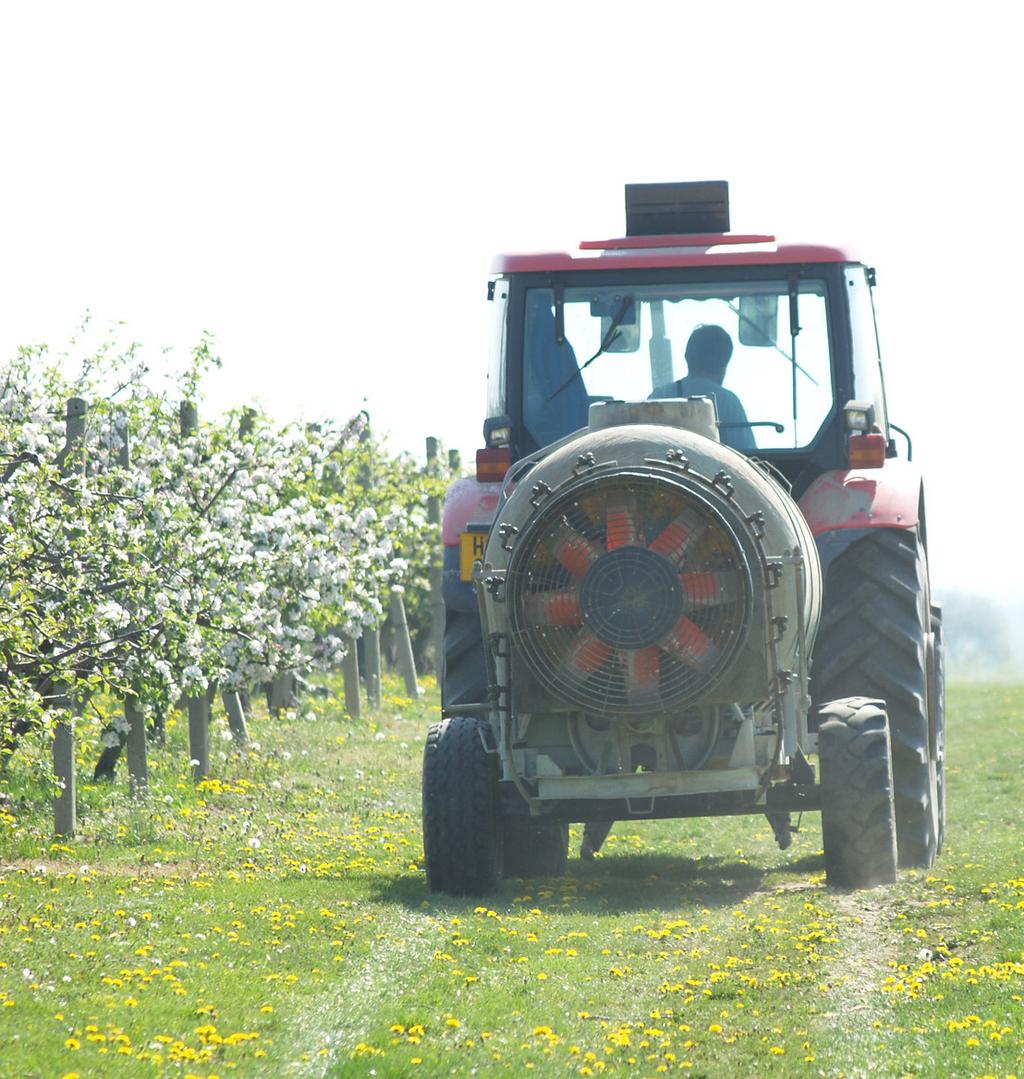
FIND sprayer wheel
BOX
[422,717,501,895]
[818,697,898,888]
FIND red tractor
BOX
[423,181,944,892]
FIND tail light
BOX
[847,432,886,469]
[476,447,512,482]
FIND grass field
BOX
[1,678,1022,1078]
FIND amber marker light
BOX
[847,432,887,469]
[476,447,512,482]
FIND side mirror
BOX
[738,295,778,347]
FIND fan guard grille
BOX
[507,473,750,715]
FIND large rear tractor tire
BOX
[422,717,501,895]
[441,608,487,710]
[929,604,947,854]
[818,697,898,889]
[811,529,938,869]
[502,818,569,878]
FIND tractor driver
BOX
[650,324,756,452]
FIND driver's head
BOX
[685,325,733,383]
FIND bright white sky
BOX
[1,1,1021,600]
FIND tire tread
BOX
[818,697,898,888]
[441,609,487,709]
[422,717,500,895]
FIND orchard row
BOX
[0,335,445,775]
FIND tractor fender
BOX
[799,459,922,579]
[442,477,502,546]
[441,477,502,612]
[798,459,921,537]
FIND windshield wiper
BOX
[548,296,634,401]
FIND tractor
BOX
[423,181,944,892]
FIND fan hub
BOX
[579,546,683,650]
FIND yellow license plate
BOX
[460,531,488,581]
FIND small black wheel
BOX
[441,608,487,710]
[422,717,501,895]
[502,818,569,878]
[812,529,938,868]
[818,697,898,889]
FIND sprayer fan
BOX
[507,474,750,715]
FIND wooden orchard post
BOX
[52,696,77,838]
[426,437,444,675]
[125,696,148,799]
[365,628,382,708]
[343,640,361,719]
[269,673,297,716]
[353,416,382,708]
[117,413,150,798]
[187,695,210,781]
[390,592,419,698]
[178,405,210,781]
[222,690,249,745]
[448,448,461,473]
[53,396,87,837]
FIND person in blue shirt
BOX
[651,324,756,452]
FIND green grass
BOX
[1,680,1022,1078]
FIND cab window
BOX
[522,280,834,452]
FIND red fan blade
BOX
[648,509,705,566]
[526,589,583,626]
[662,616,714,668]
[550,522,601,578]
[681,570,740,607]
[605,494,638,551]
[625,646,660,705]
[567,631,613,675]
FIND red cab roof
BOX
[490,233,860,274]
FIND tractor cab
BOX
[482,181,891,496]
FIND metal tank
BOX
[480,399,820,721]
